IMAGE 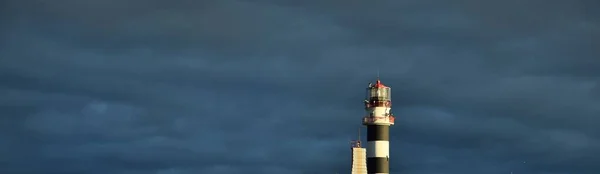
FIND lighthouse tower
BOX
[362,78,395,174]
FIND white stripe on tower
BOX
[366,141,389,158]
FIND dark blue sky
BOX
[1,0,599,173]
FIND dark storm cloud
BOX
[1,0,599,174]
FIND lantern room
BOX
[366,79,391,101]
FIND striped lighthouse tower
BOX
[362,78,395,174]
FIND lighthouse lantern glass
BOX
[367,87,391,101]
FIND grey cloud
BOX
[1,0,599,174]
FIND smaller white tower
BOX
[351,129,367,174]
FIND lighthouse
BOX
[362,78,395,174]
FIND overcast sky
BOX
[1,0,599,174]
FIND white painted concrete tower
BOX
[351,139,367,174]
[362,79,395,174]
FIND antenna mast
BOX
[358,127,361,142]
[352,127,362,148]
[357,127,361,147]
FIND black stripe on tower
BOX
[367,125,389,141]
[367,157,389,173]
